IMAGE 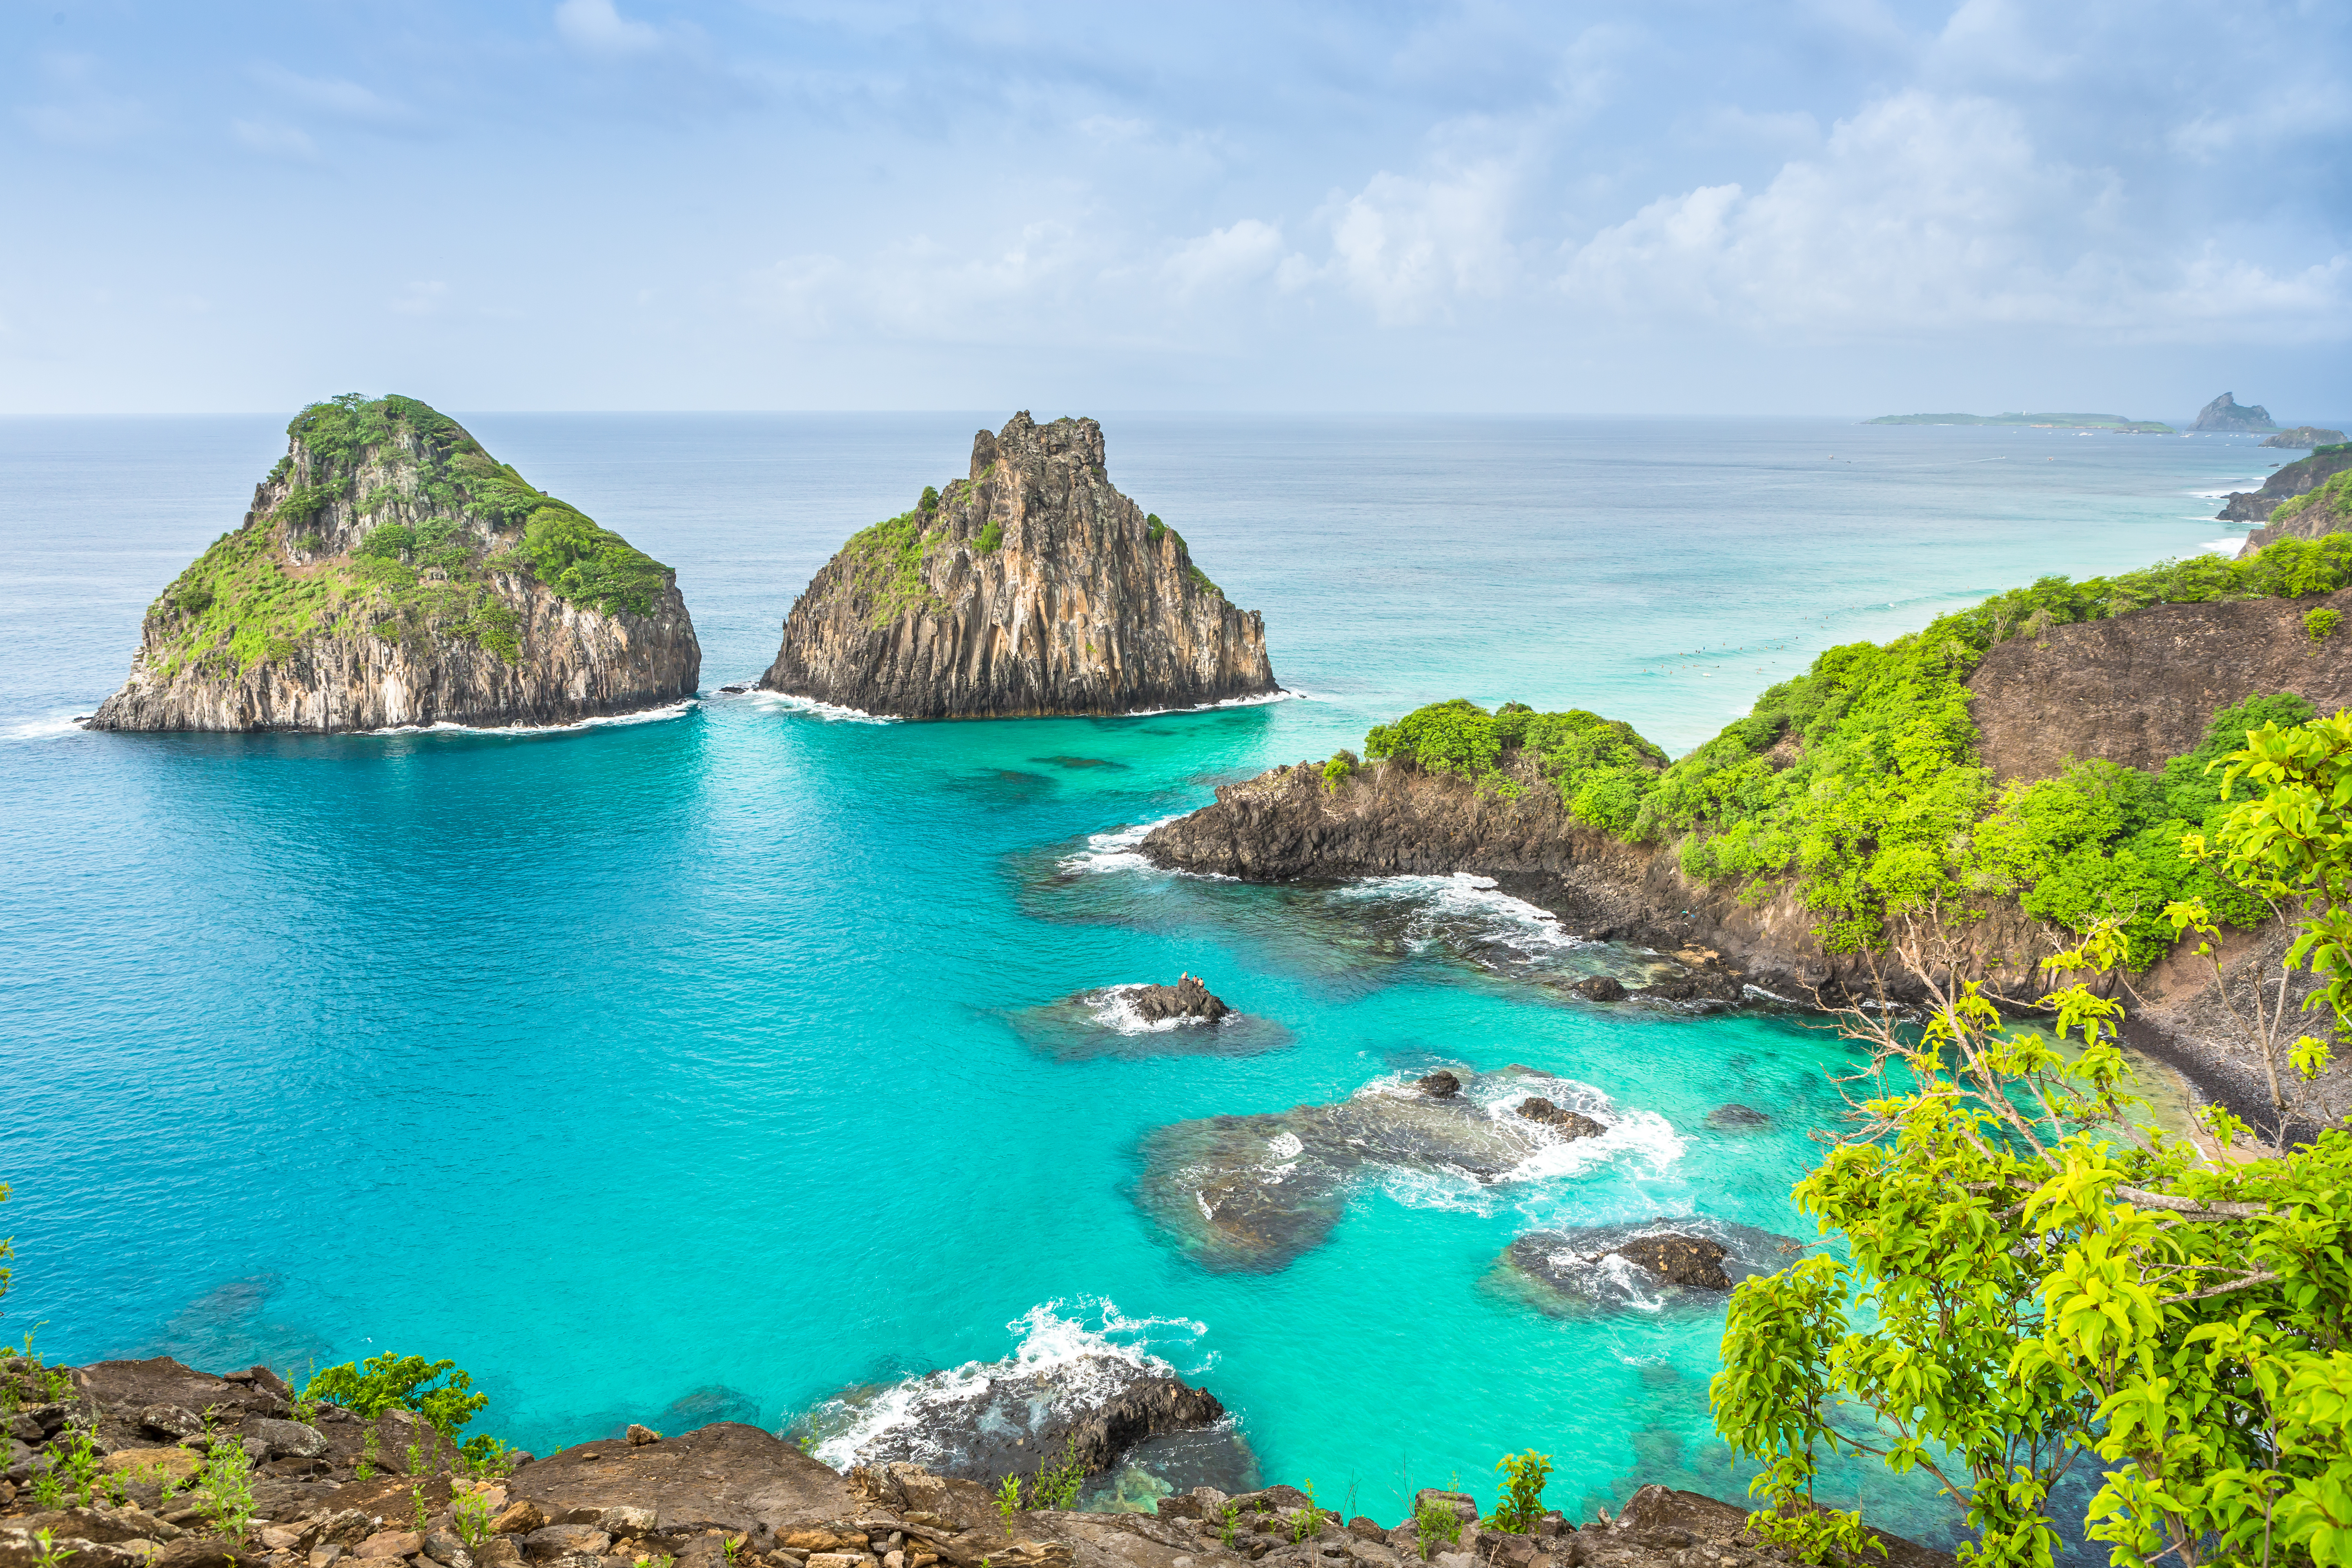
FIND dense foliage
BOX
[1712,708,2352,1568]
[1358,537,2352,953]
[148,394,672,680]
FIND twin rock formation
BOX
[91,404,1270,733]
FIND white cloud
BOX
[1557,90,2350,341]
[555,0,664,56]
[1161,220,1287,298]
[1316,161,1519,325]
[231,118,319,160]
[249,64,410,124]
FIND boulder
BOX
[243,1417,330,1460]
[1414,1071,1461,1099]
[1612,1236,1731,1290]
[1129,975,1232,1025]
[1514,1099,1605,1139]
[1571,976,1625,1002]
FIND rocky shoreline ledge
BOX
[0,1353,1950,1568]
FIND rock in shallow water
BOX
[1129,975,1230,1024]
[1706,1103,1771,1130]
[1495,1218,1806,1314]
[1515,1098,1606,1139]
[1135,1067,1624,1272]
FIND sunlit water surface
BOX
[0,414,2299,1544]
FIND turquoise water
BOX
[0,415,2294,1543]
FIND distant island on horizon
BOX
[1866,410,2176,433]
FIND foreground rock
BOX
[2262,427,2345,449]
[1497,1221,1808,1314]
[2,1350,1955,1568]
[2215,445,2352,522]
[87,395,699,733]
[1134,1067,1623,1272]
[1129,975,1230,1025]
[760,413,1276,718]
[795,1352,1234,1492]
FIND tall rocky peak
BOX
[760,411,1278,717]
[88,394,699,733]
[2193,392,2278,432]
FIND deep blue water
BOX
[0,414,2297,1540]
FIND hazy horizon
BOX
[7,0,2347,419]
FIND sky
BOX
[2,0,2347,416]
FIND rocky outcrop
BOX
[86,396,698,733]
[760,414,1275,718]
[2193,392,2276,432]
[2241,471,2352,554]
[4,1351,1955,1568]
[2261,427,2345,449]
[1129,975,1229,1024]
[1516,1099,1606,1138]
[1497,1222,1807,1315]
[1963,584,2352,780]
[2216,448,2352,522]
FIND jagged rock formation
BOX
[1129,973,1231,1024]
[760,414,1275,717]
[2262,427,2345,449]
[2193,392,2277,432]
[87,396,698,733]
[2218,448,2352,522]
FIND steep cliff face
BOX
[2216,448,2352,521]
[760,413,1276,717]
[89,395,699,733]
[1963,584,2352,780]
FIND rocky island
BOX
[2261,426,2345,449]
[759,414,1275,718]
[2192,392,2278,432]
[86,396,699,733]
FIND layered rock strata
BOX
[760,414,1275,717]
[87,396,698,733]
[0,1352,1952,1568]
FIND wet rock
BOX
[1497,1220,1806,1314]
[1706,1105,1770,1130]
[1138,1067,1614,1272]
[1414,1071,1461,1099]
[1515,1099,1605,1139]
[1572,976,1626,1002]
[1130,975,1232,1025]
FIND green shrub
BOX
[1146,513,1167,544]
[1488,1451,1551,1533]
[920,486,940,512]
[171,581,214,615]
[977,519,1004,552]
[2305,607,2341,643]
[1322,750,1358,791]
[358,523,417,561]
[304,1353,488,1439]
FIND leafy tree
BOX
[304,1353,488,1440]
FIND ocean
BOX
[0,412,2301,1545]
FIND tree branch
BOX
[2159,1269,2284,1305]
[2113,1186,2272,1218]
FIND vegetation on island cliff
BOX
[149,394,673,683]
[1352,535,2352,958]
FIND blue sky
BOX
[4,0,2346,415]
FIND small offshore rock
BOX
[1515,1098,1605,1139]
[1130,974,1232,1025]
[1614,1235,1732,1290]
[1414,1071,1461,1099]
[1572,976,1626,1002]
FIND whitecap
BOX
[801,1298,1208,1474]
[743,690,899,724]
[2199,538,2245,557]
[1058,816,1184,876]
[6,713,91,740]
[363,698,699,737]
[1332,871,1590,959]
[1116,688,1306,718]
